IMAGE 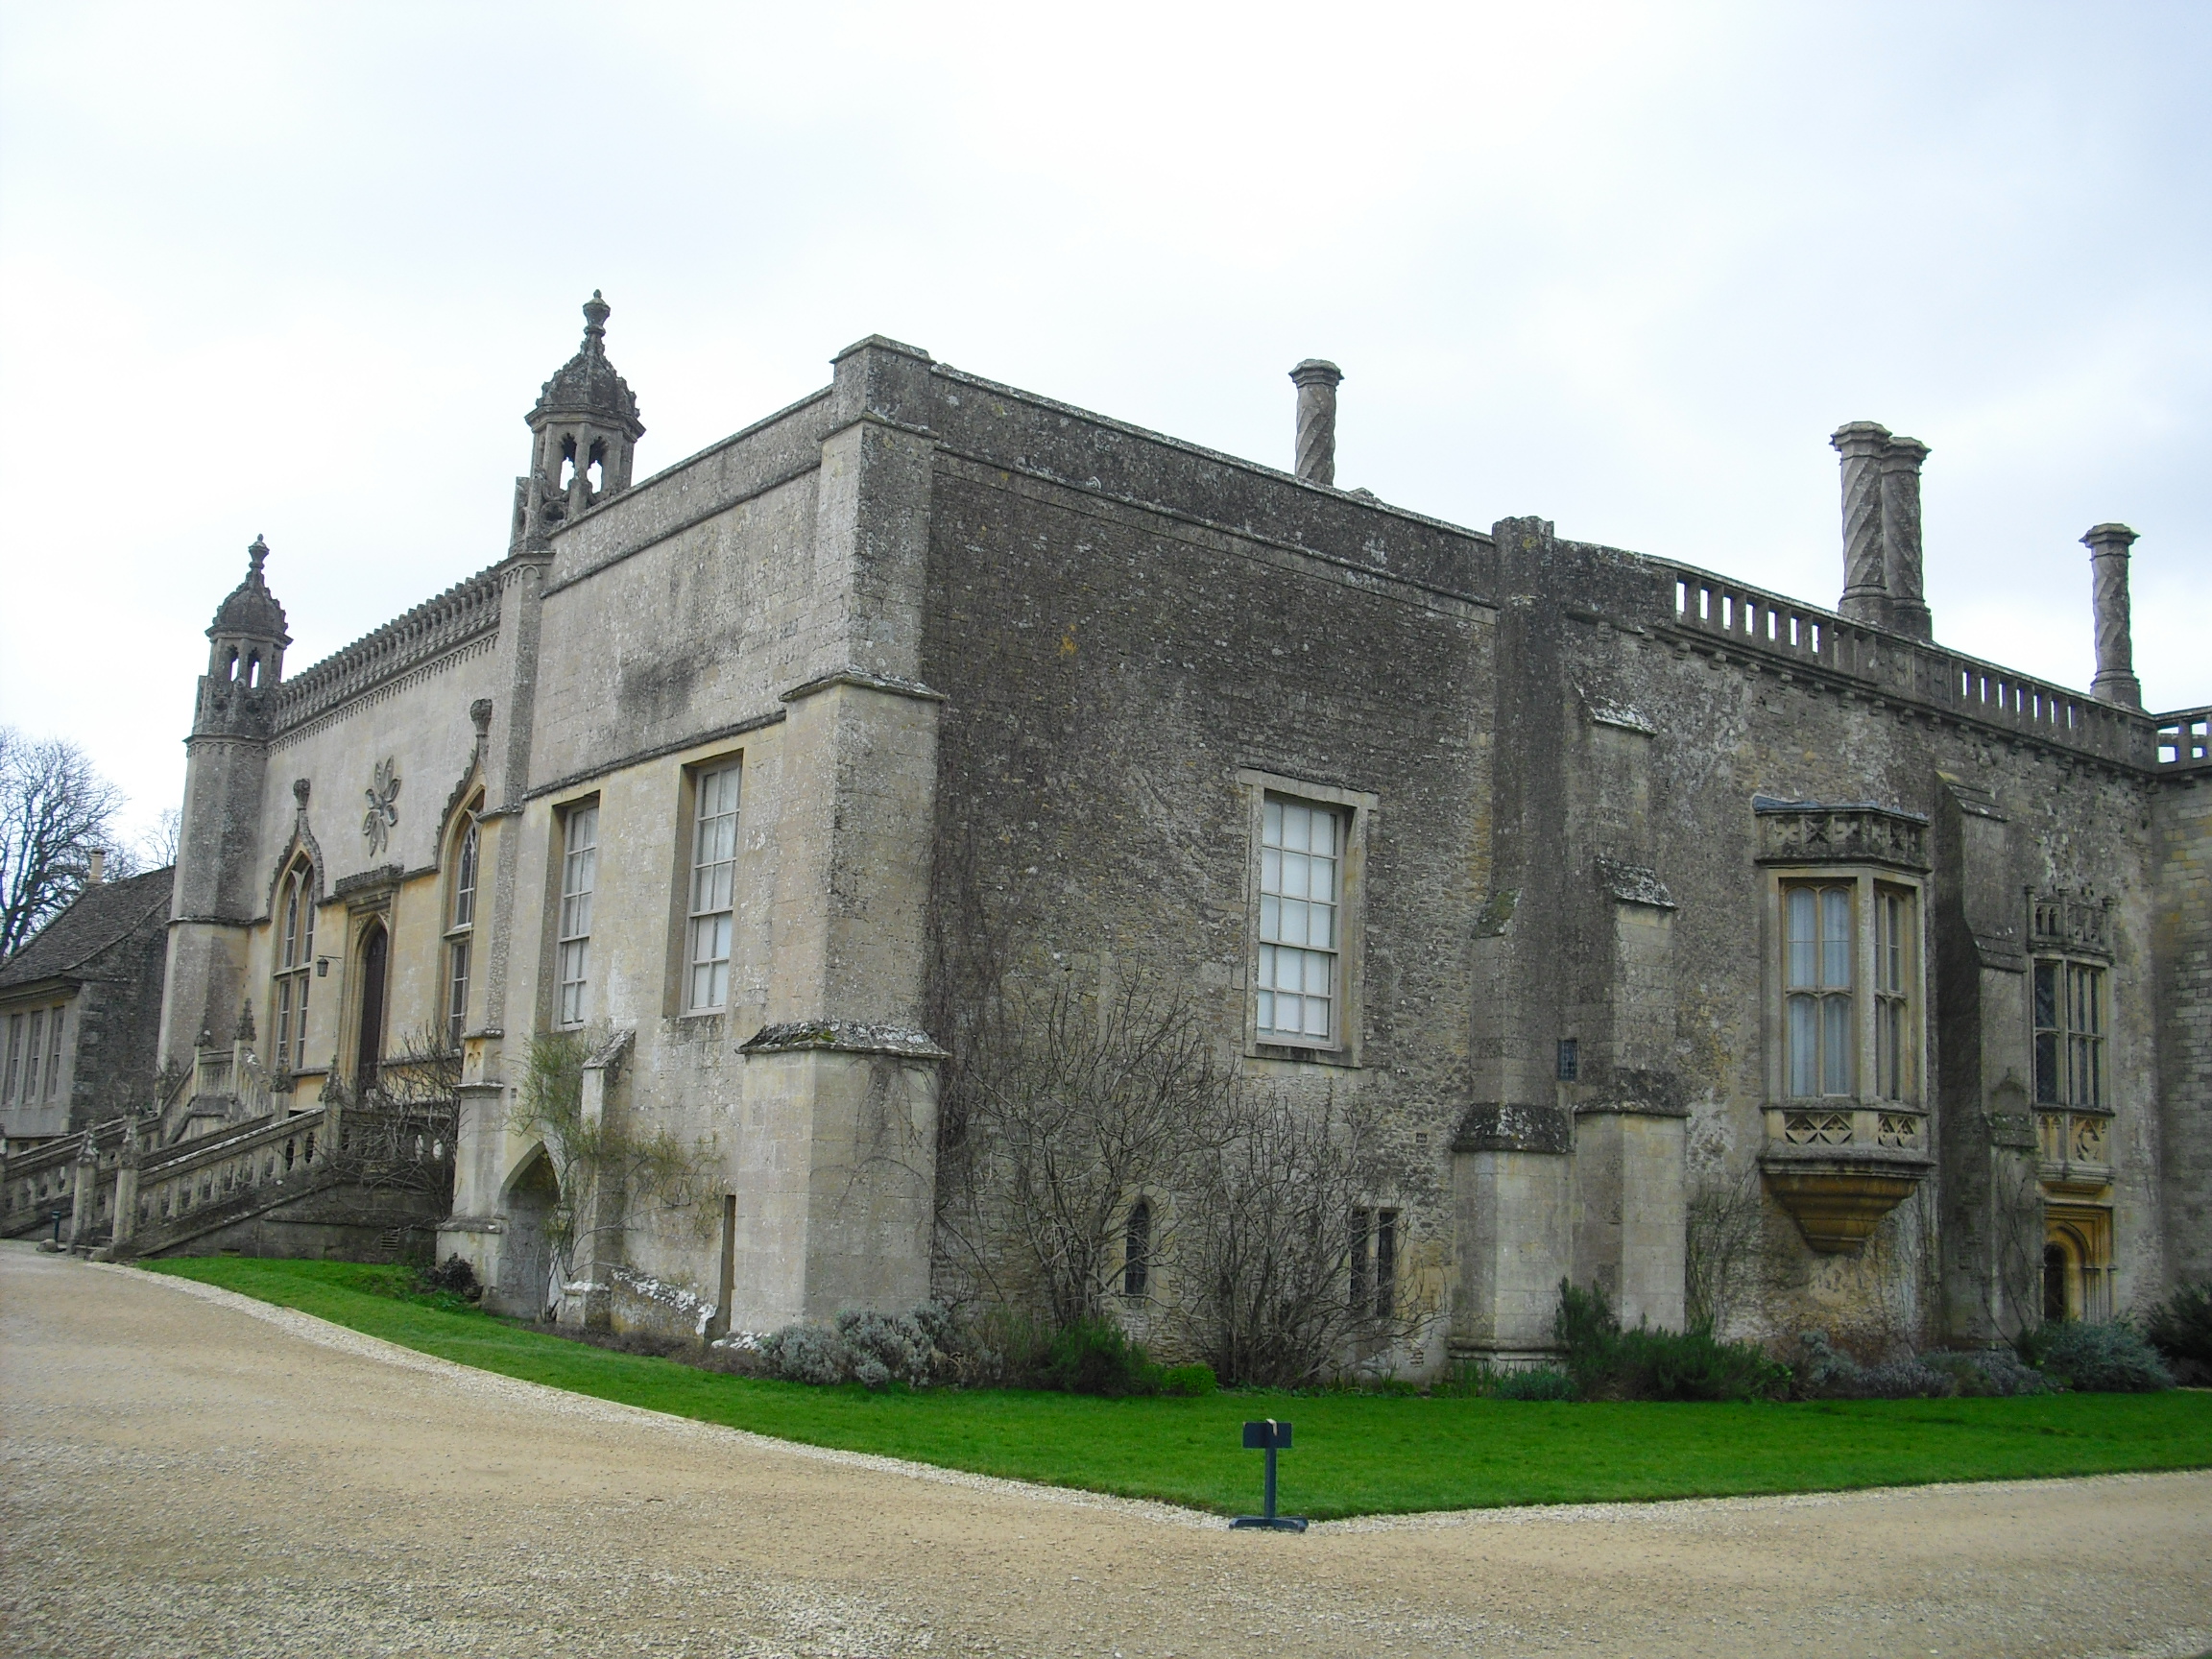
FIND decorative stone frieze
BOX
[1751,796,1930,871]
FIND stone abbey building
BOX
[12,295,2208,1367]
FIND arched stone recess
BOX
[498,1142,562,1321]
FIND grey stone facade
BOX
[0,865,173,1150]
[118,295,2212,1367]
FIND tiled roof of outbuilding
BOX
[0,867,174,991]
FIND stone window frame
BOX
[553,795,601,1031]
[272,855,317,1073]
[672,755,744,1020]
[1349,1204,1400,1324]
[443,792,484,1050]
[1236,768,1376,1069]
[1761,863,1928,1148]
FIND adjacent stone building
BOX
[0,863,172,1153]
[24,293,2209,1366]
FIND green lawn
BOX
[138,1256,2212,1521]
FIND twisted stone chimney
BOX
[1879,436,1932,640]
[1832,421,1891,625]
[1289,359,1343,486]
[2083,522,2143,709]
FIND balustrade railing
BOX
[2155,707,2211,770]
[1664,562,2142,765]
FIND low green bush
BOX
[1042,1316,1162,1397]
[1556,1281,1790,1403]
[2032,1321,2173,1394]
[1495,1367,1576,1402]
[1160,1362,1216,1397]
[2141,1281,2212,1385]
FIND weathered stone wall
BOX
[2152,772,2212,1281]
[146,323,2202,1372]
[917,421,1497,1372]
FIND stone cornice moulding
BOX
[780,668,948,706]
[1751,796,1932,872]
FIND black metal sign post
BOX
[1230,1419,1307,1531]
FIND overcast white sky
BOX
[2,1,2206,845]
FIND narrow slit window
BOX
[686,764,742,1013]
[1122,1198,1151,1299]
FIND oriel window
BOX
[1785,884,1853,1097]
[2034,959,2104,1110]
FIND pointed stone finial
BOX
[582,290,610,351]
[247,535,269,580]
[236,998,256,1044]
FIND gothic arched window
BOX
[445,800,481,1050]
[273,859,315,1072]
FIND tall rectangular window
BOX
[1785,884,1853,1097]
[1350,1208,1398,1322]
[22,1012,44,1107]
[2034,959,2104,1109]
[445,813,480,1050]
[557,803,598,1028]
[686,763,741,1014]
[274,862,314,1073]
[43,1004,63,1100]
[1872,887,1912,1101]
[1258,797,1340,1044]
[3,1013,19,1104]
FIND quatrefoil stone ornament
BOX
[362,758,401,857]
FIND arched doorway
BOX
[355,923,389,1093]
[2043,1242,2071,1322]
[501,1146,562,1321]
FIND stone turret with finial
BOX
[195,535,292,736]
[512,291,646,548]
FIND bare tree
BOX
[508,1028,716,1291]
[0,729,126,960]
[942,980,1233,1329]
[1171,1089,1430,1386]
[1685,1164,1766,1334]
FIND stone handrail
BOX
[271,565,503,733]
[1663,563,2146,767]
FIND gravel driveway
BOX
[3,1242,2207,1659]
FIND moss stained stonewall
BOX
[142,1257,2212,1521]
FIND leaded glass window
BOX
[2033,959,2104,1109]
[1785,884,1853,1097]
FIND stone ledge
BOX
[1452,1102,1570,1155]
[739,1020,949,1061]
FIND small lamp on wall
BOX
[316,957,330,977]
